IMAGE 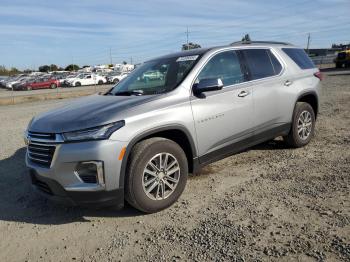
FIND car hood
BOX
[29,94,156,133]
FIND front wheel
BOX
[98,80,103,85]
[125,137,188,213]
[284,102,315,148]
[50,83,57,89]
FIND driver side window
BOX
[197,50,244,87]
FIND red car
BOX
[24,77,60,91]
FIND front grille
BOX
[28,143,56,168]
[79,175,97,184]
[28,131,56,140]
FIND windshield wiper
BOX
[113,90,144,96]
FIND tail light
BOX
[314,71,323,81]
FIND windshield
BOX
[108,55,199,95]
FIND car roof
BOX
[147,47,212,61]
[147,41,295,62]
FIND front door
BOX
[190,50,254,162]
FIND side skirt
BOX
[195,123,291,171]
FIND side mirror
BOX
[193,78,223,95]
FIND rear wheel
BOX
[75,82,81,87]
[98,80,103,85]
[125,137,188,213]
[284,102,315,148]
[113,78,119,84]
[50,83,57,89]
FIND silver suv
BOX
[25,41,322,213]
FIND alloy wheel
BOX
[142,153,180,200]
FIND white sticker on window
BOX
[176,55,199,62]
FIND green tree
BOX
[182,42,201,51]
[39,65,50,72]
[122,61,127,65]
[49,64,58,71]
[241,34,251,42]
[65,64,80,71]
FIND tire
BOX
[336,63,341,68]
[284,102,315,148]
[98,80,103,85]
[125,137,188,213]
[75,82,81,87]
[50,83,57,89]
[113,79,119,84]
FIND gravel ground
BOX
[0,72,349,262]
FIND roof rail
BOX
[230,40,291,46]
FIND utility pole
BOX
[186,26,189,50]
[130,56,133,65]
[306,33,311,54]
[109,47,113,65]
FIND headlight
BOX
[62,121,125,142]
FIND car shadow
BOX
[0,140,287,225]
[0,147,143,225]
[251,138,288,150]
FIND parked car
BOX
[106,71,128,84]
[18,77,60,91]
[5,74,28,89]
[25,41,321,213]
[142,70,164,81]
[68,74,107,87]
[59,73,80,87]
[334,49,350,68]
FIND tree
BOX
[65,64,80,71]
[49,64,58,71]
[182,42,201,51]
[39,65,50,72]
[122,61,127,65]
[241,34,251,42]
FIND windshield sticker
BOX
[176,55,199,62]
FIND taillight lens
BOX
[314,71,323,81]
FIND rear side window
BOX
[282,48,315,69]
[241,49,282,80]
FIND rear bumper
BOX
[29,169,124,208]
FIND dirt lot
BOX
[0,72,349,261]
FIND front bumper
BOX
[29,169,124,207]
[26,138,127,207]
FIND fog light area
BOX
[75,161,104,185]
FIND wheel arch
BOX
[119,125,198,188]
[296,91,319,119]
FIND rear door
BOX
[239,48,285,133]
[190,50,254,161]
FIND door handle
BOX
[238,90,249,97]
[284,80,293,86]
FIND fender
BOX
[295,90,319,117]
[118,124,198,188]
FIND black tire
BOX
[75,82,81,87]
[284,102,315,148]
[113,78,119,84]
[336,62,341,68]
[98,80,103,85]
[50,83,57,89]
[125,137,188,213]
